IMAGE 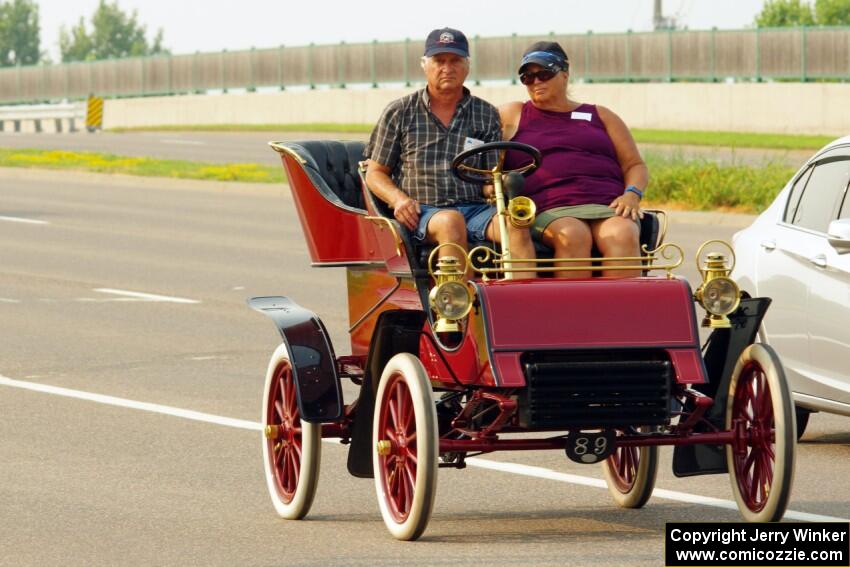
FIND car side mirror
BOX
[827,219,850,254]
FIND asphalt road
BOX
[2,167,848,566]
[0,130,815,168]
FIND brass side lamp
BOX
[694,241,741,329]
[428,244,474,333]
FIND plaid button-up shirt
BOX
[365,87,502,207]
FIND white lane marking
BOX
[0,215,49,225]
[160,139,206,146]
[1,373,847,524]
[0,375,259,431]
[93,288,201,304]
[0,298,21,303]
[464,458,848,523]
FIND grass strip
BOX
[0,148,285,183]
[109,124,836,150]
[633,129,834,151]
[0,148,795,213]
[643,152,795,213]
[109,123,375,134]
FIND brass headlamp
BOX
[506,195,536,229]
[694,241,740,329]
[427,244,474,333]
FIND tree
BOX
[754,0,816,27]
[59,0,167,62]
[0,0,42,67]
[814,0,850,25]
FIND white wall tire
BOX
[262,343,321,520]
[602,428,658,509]
[372,353,438,541]
[725,343,796,522]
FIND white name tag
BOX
[571,111,592,122]
[463,137,485,151]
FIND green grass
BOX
[109,123,835,151]
[0,148,285,183]
[643,152,795,213]
[0,147,794,213]
[632,129,834,151]
[109,123,374,134]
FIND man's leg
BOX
[591,216,640,278]
[424,208,468,256]
[541,217,593,279]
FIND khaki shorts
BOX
[532,204,623,241]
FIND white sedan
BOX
[732,135,850,438]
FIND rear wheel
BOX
[262,343,321,520]
[602,428,658,508]
[726,344,795,522]
[373,353,438,541]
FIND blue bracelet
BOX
[625,185,643,199]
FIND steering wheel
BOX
[451,141,542,185]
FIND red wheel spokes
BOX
[379,374,417,523]
[267,361,303,503]
[732,362,776,512]
[609,441,639,492]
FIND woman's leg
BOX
[542,216,593,278]
[591,216,641,278]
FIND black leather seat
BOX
[286,140,367,211]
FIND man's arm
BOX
[363,101,421,230]
[365,160,420,230]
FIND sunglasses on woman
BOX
[519,69,558,85]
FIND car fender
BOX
[248,296,343,423]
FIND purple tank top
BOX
[504,102,624,211]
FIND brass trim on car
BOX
[468,242,685,280]
[364,216,403,257]
[268,141,307,164]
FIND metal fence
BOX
[1,26,849,104]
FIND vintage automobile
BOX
[732,134,850,438]
[250,139,797,541]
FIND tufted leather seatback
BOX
[290,140,367,211]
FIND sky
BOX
[37,0,768,62]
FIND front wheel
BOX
[726,344,795,522]
[262,343,322,520]
[602,428,658,508]
[373,353,438,541]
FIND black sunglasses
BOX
[519,69,558,85]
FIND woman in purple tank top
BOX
[500,41,649,278]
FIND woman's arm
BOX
[597,105,649,220]
[498,101,524,141]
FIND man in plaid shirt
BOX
[365,28,534,268]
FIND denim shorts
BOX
[414,203,496,243]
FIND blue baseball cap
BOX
[518,41,569,73]
[424,28,470,57]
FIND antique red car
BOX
[250,140,796,541]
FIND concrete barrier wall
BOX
[103,82,850,136]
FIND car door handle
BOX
[760,239,776,251]
[809,254,827,268]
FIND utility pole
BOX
[653,0,677,31]
[654,0,665,30]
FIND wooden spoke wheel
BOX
[262,343,321,520]
[372,353,438,541]
[726,344,796,522]
[602,427,658,508]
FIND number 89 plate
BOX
[564,430,616,464]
